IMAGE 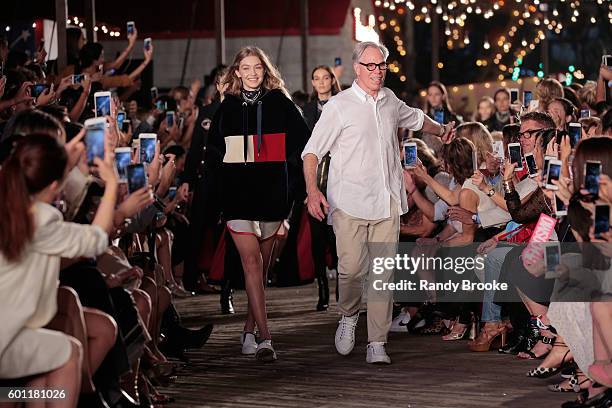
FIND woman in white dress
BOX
[0,133,117,408]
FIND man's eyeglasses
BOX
[359,62,388,71]
[518,128,553,140]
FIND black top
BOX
[205,89,310,221]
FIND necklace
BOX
[241,88,262,104]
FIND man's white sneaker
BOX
[241,332,257,355]
[390,312,411,333]
[255,340,277,362]
[366,342,391,364]
[335,313,359,355]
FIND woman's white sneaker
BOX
[335,313,359,355]
[241,332,258,355]
[255,340,277,362]
[366,342,391,364]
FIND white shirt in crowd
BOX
[302,81,425,222]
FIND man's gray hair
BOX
[351,41,389,64]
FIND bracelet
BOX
[503,180,515,194]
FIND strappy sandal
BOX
[548,370,591,392]
[518,315,556,360]
[526,341,572,378]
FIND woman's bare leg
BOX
[82,308,118,373]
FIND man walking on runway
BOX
[301,41,453,364]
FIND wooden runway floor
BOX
[160,283,572,408]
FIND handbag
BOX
[317,153,331,196]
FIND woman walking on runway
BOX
[206,46,310,362]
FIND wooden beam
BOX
[300,0,309,92]
[215,0,225,65]
[55,0,68,72]
[84,0,96,43]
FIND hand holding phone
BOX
[84,117,107,165]
[545,159,562,190]
[584,161,602,196]
[403,142,417,168]
[594,204,610,239]
[139,134,157,164]
[127,164,148,193]
[508,143,523,171]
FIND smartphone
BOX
[523,90,533,107]
[542,155,555,179]
[84,117,106,165]
[0,60,4,76]
[524,152,538,177]
[510,88,519,104]
[115,147,132,182]
[71,74,85,85]
[31,83,49,98]
[168,186,177,200]
[127,21,135,35]
[568,122,581,148]
[178,116,185,129]
[594,204,610,238]
[433,108,445,124]
[580,109,591,119]
[493,141,505,159]
[544,242,561,277]
[554,193,567,217]
[117,111,126,131]
[150,87,159,100]
[472,148,479,172]
[545,159,562,190]
[603,55,612,68]
[166,111,175,127]
[94,91,112,117]
[127,164,148,194]
[139,134,157,164]
[403,142,417,168]
[507,143,523,171]
[334,57,342,67]
[584,160,602,196]
[122,119,131,133]
[144,38,152,51]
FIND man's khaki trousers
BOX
[331,199,399,343]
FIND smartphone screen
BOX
[166,111,175,127]
[122,119,131,133]
[139,137,157,164]
[95,94,111,117]
[554,194,567,217]
[604,55,612,68]
[568,123,581,148]
[433,109,445,124]
[151,87,158,100]
[334,57,342,66]
[144,38,152,51]
[594,204,610,238]
[508,144,523,170]
[127,164,147,193]
[510,89,519,104]
[85,127,105,164]
[493,141,505,159]
[71,74,84,85]
[127,21,135,35]
[403,143,417,167]
[523,91,533,107]
[542,156,553,179]
[168,187,177,200]
[580,109,591,119]
[115,149,131,181]
[584,161,602,196]
[525,153,538,177]
[545,244,561,273]
[117,111,126,131]
[546,162,562,189]
[32,84,48,98]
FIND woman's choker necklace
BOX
[241,88,262,104]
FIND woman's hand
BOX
[477,238,498,255]
[598,174,612,205]
[36,84,56,106]
[403,169,416,194]
[146,142,162,186]
[503,159,517,181]
[471,171,487,192]
[559,134,571,163]
[410,161,428,181]
[551,176,573,206]
[55,76,73,96]
[524,257,545,278]
[117,187,154,218]
[545,136,559,158]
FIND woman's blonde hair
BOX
[536,78,564,111]
[472,96,495,122]
[224,46,290,99]
[455,122,493,165]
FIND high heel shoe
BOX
[548,369,592,393]
[526,341,572,378]
[518,315,556,360]
[469,322,507,352]
[442,321,469,341]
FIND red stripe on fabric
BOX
[208,226,228,281]
[253,133,286,162]
[297,208,315,281]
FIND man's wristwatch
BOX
[438,124,446,137]
[487,188,495,197]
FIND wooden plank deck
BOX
[160,283,572,408]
